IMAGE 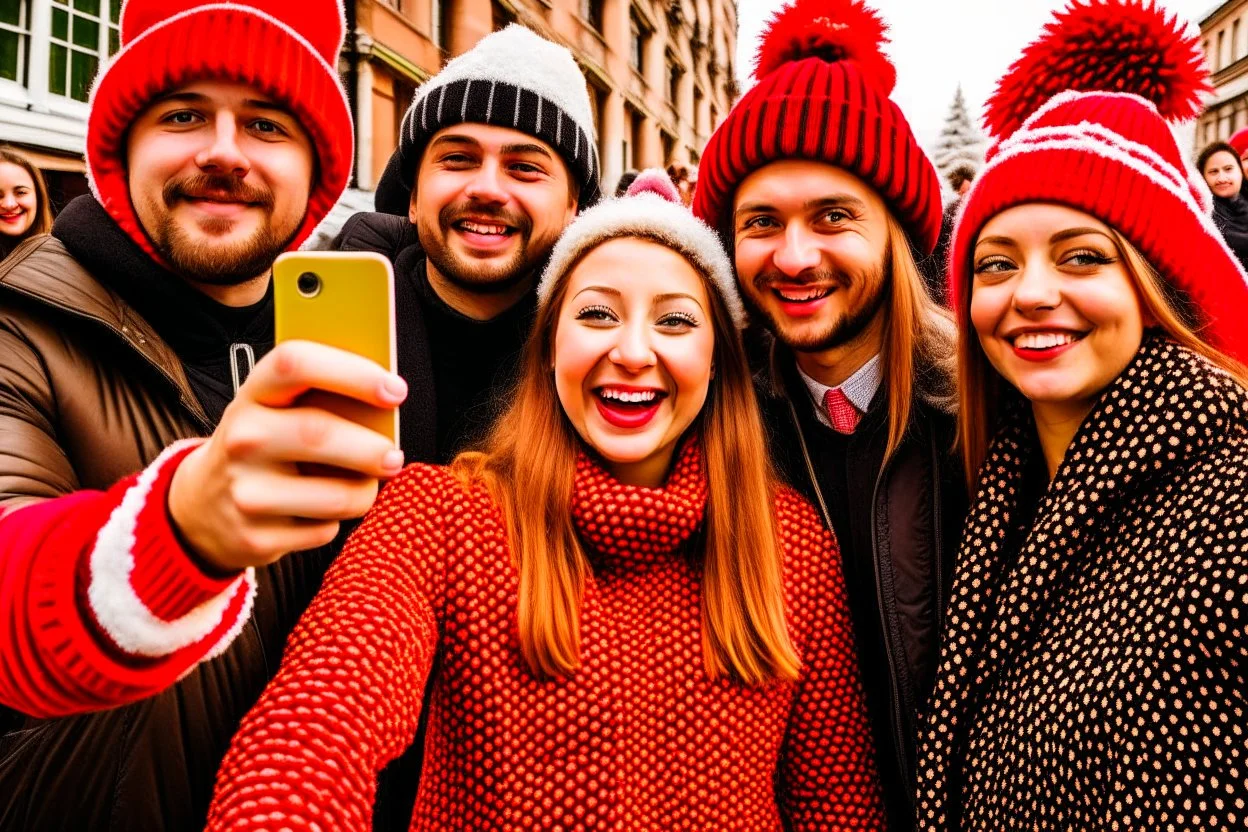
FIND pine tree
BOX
[933,85,985,179]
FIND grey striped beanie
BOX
[380,24,600,215]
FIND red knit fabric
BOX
[86,0,352,259]
[207,442,886,830]
[0,441,254,718]
[692,0,942,254]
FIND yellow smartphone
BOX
[273,251,399,447]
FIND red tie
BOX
[823,387,861,434]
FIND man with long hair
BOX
[693,1,966,828]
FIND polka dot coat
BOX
[208,440,886,830]
[917,337,1248,830]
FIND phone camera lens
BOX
[296,272,321,298]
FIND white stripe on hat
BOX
[976,129,1248,286]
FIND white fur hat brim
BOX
[536,192,745,328]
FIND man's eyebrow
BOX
[429,134,482,149]
[803,195,867,213]
[734,194,867,218]
[501,142,553,159]
[243,98,296,118]
[146,92,295,118]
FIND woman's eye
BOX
[821,209,850,224]
[1064,250,1114,268]
[576,304,617,322]
[657,312,700,329]
[741,216,777,231]
[974,257,1014,275]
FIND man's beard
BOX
[153,174,295,285]
[419,201,542,294]
[750,260,891,354]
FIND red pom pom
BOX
[984,0,1210,139]
[753,0,896,96]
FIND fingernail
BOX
[383,449,405,471]
[382,375,407,401]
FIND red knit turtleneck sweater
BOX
[207,443,886,830]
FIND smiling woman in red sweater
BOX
[206,171,886,830]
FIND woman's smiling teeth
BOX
[597,387,664,404]
[1013,331,1082,350]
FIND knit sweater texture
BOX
[207,441,887,830]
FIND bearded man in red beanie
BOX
[0,1,421,829]
[693,1,966,828]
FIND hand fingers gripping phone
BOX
[273,251,399,447]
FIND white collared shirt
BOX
[796,354,883,429]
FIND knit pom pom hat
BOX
[538,169,744,328]
[950,0,1248,364]
[1229,127,1248,159]
[377,24,601,217]
[86,0,353,260]
[692,0,942,254]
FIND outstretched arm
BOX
[208,464,451,830]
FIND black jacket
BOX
[1212,193,1248,273]
[760,341,966,832]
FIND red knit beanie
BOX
[86,0,353,259]
[692,0,942,254]
[1230,127,1248,159]
[950,0,1248,364]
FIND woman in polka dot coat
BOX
[206,173,887,830]
[917,3,1248,830]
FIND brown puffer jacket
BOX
[0,235,334,830]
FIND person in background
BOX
[0,146,53,260]
[692,1,965,828]
[614,169,641,196]
[918,3,1248,829]
[929,162,977,302]
[667,162,696,206]
[1228,125,1248,182]
[207,171,886,830]
[1198,140,1248,271]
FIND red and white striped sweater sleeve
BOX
[0,439,257,718]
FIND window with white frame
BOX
[48,0,119,102]
[0,0,30,85]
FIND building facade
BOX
[1198,0,1248,150]
[348,0,739,194]
[0,0,118,209]
[0,0,738,210]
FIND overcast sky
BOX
[734,0,1220,151]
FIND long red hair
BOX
[451,233,800,685]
